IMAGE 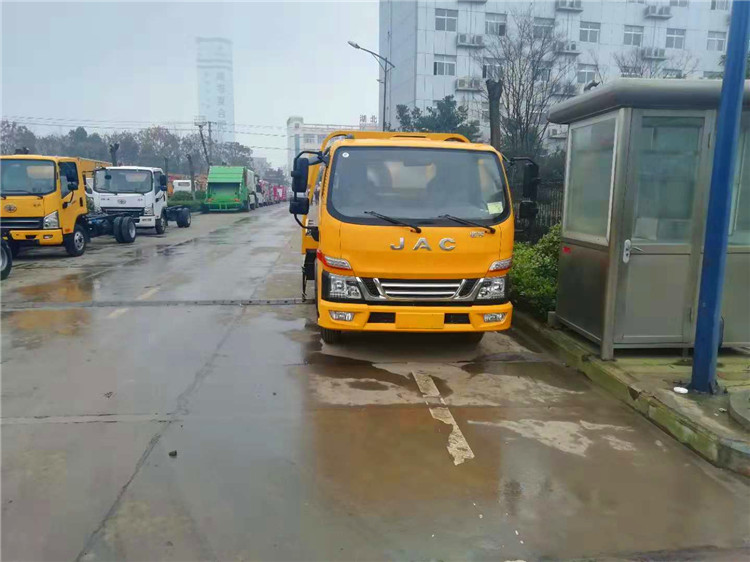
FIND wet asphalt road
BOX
[2,204,749,562]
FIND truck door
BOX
[154,170,166,215]
[58,161,83,235]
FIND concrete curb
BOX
[728,389,750,433]
[512,311,750,477]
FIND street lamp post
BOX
[348,40,395,131]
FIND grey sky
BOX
[1,1,380,167]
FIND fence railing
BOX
[512,179,564,243]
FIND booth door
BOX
[615,112,712,344]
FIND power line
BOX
[2,114,287,130]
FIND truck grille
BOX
[0,217,43,230]
[101,208,143,217]
[377,278,463,300]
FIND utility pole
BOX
[348,41,395,131]
[164,157,169,189]
[207,121,213,165]
[186,154,196,196]
[197,124,211,167]
[109,142,119,166]
[691,0,750,393]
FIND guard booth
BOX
[548,79,750,359]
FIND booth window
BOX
[632,116,703,244]
[729,115,750,246]
[564,117,616,243]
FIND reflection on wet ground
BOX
[2,206,749,562]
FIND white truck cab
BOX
[93,166,169,233]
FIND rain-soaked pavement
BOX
[2,205,749,562]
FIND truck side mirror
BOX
[291,158,309,194]
[289,197,309,215]
[159,174,168,189]
[522,161,540,200]
[517,200,538,220]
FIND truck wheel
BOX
[113,217,124,242]
[461,332,484,345]
[176,208,191,228]
[320,327,341,344]
[119,217,137,243]
[8,240,21,258]
[201,204,208,213]
[155,211,167,234]
[241,200,250,212]
[1,240,12,280]
[64,224,87,257]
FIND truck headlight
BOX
[142,204,154,216]
[489,258,512,271]
[328,273,362,300]
[43,211,59,229]
[477,277,506,300]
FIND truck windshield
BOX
[94,169,153,194]
[327,147,509,225]
[0,159,55,196]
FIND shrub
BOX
[169,191,193,202]
[194,190,206,201]
[509,223,561,319]
[179,201,203,213]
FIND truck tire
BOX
[119,217,137,243]
[461,332,484,345]
[113,217,124,242]
[8,240,21,258]
[155,211,167,234]
[320,327,342,344]
[64,224,87,257]
[1,240,12,280]
[176,208,191,228]
[241,200,250,212]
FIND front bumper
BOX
[5,229,64,246]
[206,201,242,211]
[318,299,513,332]
[134,215,156,227]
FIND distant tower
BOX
[196,37,235,143]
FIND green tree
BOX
[395,96,481,141]
[1,120,38,154]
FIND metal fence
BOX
[512,179,564,243]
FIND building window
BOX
[627,0,645,3]
[579,21,600,43]
[303,134,316,144]
[535,61,553,82]
[482,58,502,79]
[435,8,458,32]
[707,31,727,51]
[711,0,729,10]
[577,63,597,84]
[217,97,225,106]
[485,13,507,36]
[534,18,555,39]
[481,102,490,123]
[704,71,723,79]
[624,25,644,46]
[666,28,686,49]
[433,54,457,76]
[621,66,640,77]
[670,0,688,6]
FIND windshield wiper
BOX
[364,211,421,233]
[439,214,496,234]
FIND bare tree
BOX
[612,48,698,79]
[476,7,577,158]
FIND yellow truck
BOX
[288,131,538,344]
[0,155,140,258]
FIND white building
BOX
[196,37,235,143]
[379,0,732,141]
[286,115,379,171]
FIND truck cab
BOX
[289,131,537,344]
[93,166,169,233]
[0,155,109,257]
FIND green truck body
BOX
[204,166,255,211]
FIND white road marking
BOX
[106,308,128,319]
[412,370,475,466]
[136,287,160,301]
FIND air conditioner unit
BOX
[642,46,666,59]
[456,77,482,90]
[458,33,469,44]
[556,41,580,54]
[645,4,671,17]
[556,0,583,10]
[472,34,485,47]
[457,33,485,47]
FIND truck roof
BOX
[330,138,498,153]
[208,166,245,182]
[104,166,163,173]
